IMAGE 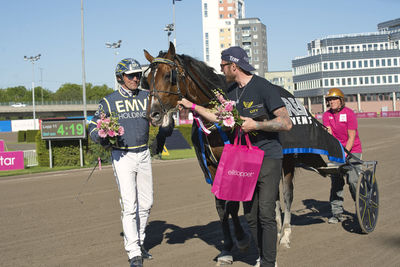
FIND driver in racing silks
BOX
[89,58,173,267]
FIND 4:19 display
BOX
[57,123,84,136]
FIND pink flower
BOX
[224,102,234,112]
[96,119,102,128]
[223,116,235,128]
[118,126,125,136]
[217,94,226,104]
[108,130,116,137]
[98,129,107,138]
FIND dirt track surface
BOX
[1,118,399,267]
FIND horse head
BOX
[144,42,184,127]
[144,42,227,127]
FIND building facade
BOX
[235,18,268,76]
[292,18,400,113]
[265,70,294,94]
[201,0,268,76]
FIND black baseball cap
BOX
[221,46,255,72]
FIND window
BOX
[334,47,338,53]
[359,77,363,85]
[365,77,369,84]
[358,60,362,68]
[346,46,350,52]
[347,78,351,85]
[353,78,358,85]
[370,60,374,67]
[347,61,351,68]
[383,76,387,83]
[328,47,333,53]
[371,76,375,84]
[395,75,399,83]
[330,62,334,69]
[381,59,386,66]
[330,79,334,86]
[388,59,392,66]
[203,3,208,17]
[389,76,393,83]
[342,78,346,85]
[376,59,380,67]
[364,60,368,67]
[341,62,345,69]
[324,79,329,86]
[335,62,339,69]
[377,76,381,83]
[324,63,328,70]
[352,61,356,68]
[394,58,398,66]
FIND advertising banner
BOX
[0,140,4,152]
[0,151,24,171]
[356,112,377,118]
[381,111,400,117]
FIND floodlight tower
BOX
[106,40,122,90]
[24,54,41,129]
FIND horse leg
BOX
[215,198,234,265]
[228,201,250,252]
[280,162,295,248]
[275,181,283,244]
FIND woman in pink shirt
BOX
[323,88,362,224]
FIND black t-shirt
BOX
[226,75,285,159]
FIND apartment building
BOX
[292,18,400,113]
[265,71,294,94]
[201,0,268,76]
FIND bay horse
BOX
[143,42,328,262]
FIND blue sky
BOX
[1,0,399,92]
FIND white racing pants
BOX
[111,148,153,259]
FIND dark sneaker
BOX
[141,245,153,260]
[129,256,143,267]
[328,214,346,224]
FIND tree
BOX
[87,84,113,100]
[53,83,82,101]
[4,86,29,102]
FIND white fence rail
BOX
[23,150,38,167]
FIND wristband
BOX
[191,103,196,111]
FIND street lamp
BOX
[172,0,182,47]
[164,24,174,45]
[24,54,41,129]
[105,40,122,90]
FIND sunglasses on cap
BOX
[220,62,232,69]
[125,72,142,80]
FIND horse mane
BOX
[158,51,228,93]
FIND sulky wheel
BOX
[355,169,379,233]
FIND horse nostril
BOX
[151,112,161,120]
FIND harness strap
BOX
[197,126,213,184]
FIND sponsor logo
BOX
[229,56,239,63]
[228,169,255,177]
[243,101,253,108]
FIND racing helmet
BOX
[326,88,345,106]
[115,58,142,83]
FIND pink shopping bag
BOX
[211,131,264,201]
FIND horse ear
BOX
[144,49,154,63]
[167,41,176,57]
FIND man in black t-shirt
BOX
[178,47,292,267]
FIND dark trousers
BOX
[243,157,282,267]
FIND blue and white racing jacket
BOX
[89,86,150,152]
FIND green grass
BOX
[0,165,84,177]
[161,148,196,160]
[0,148,196,177]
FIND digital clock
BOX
[41,118,86,140]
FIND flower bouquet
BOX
[210,88,243,130]
[96,112,124,144]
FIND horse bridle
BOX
[148,56,187,115]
